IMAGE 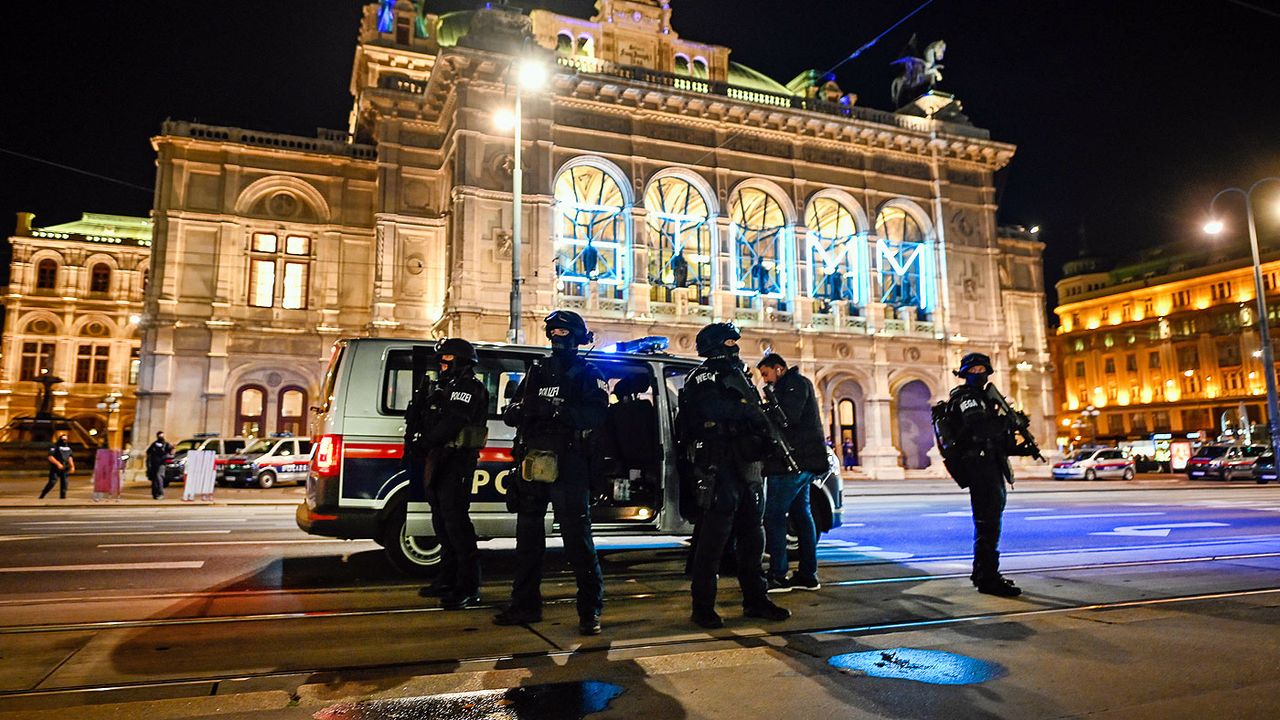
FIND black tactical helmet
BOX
[435,337,478,365]
[544,310,594,346]
[695,322,742,358]
[955,352,994,377]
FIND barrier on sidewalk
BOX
[182,450,216,502]
[91,449,122,501]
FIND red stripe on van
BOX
[345,443,403,460]
[479,447,514,463]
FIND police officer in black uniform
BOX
[404,338,490,610]
[145,432,173,500]
[945,352,1027,597]
[495,311,608,635]
[678,322,791,628]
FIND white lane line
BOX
[19,519,249,526]
[97,539,373,548]
[1024,512,1166,521]
[0,561,205,573]
[922,508,1054,517]
[0,536,41,543]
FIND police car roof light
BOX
[611,336,670,355]
[270,432,294,438]
[193,432,218,438]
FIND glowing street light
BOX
[1029,225,1041,235]
[1204,176,1280,457]
[496,56,551,344]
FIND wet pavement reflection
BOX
[828,648,1005,685]
[313,680,626,719]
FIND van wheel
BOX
[381,507,441,576]
[257,470,276,489]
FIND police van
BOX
[297,337,845,575]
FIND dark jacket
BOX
[145,439,173,468]
[763,368,829,475]
[503,352,608,453]
[403,369,490,460]
[677,355,773,466]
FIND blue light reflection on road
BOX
[828,648,1005,685]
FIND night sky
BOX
[2,0,1278,308]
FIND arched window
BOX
[235,385,267,437]
[644,175,713,305]
[575,34,594,57]
[553,163,629,296]
[277,386,308,436]
[556,32,574,54]
[728,187,789,302]
[692,58,708,79]
[674,54,690,75]
[36,259,57,290]
[90,263,111,293]
[805,196,864,309]
[874,205,934,314]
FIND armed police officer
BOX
[403,338,490,610]
[495,311,608,635]
[938,352,1040,597]
[678,322,791,629]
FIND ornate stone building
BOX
[1,212,150,448]
[136,0,1053,478]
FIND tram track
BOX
[2,548,1277,635]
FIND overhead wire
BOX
[0,146,154,194]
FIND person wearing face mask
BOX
[676,322,790,629]
[941,352,1032,598]
[494,310,608,635]
[403,337,490,610]
[40,434,75,500]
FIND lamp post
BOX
[1082,404,1101,446]
[1204,177,1280,457]
[495,58,549,344]
[96,393,121,447]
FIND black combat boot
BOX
[976,576,1022,597]
[743,600,791,621]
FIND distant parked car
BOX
[221,435,311,488]
[1251,451,1276,484]
[163,435,249,485]
[1052,447,1136,481]
[1187,444,1267,480]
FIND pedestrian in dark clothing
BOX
[757,353,828,593]
[40,435,75,499]
[404,338,491,610]
[939,352,1035,597]
[494,311,608,636]
[145,432,173,500]
[677,322,790,629]
[842,439,855,469]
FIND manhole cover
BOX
[828,648,1004,685]
[314,680,626,719]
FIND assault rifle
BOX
[755,375,799,473]
[985,384,1045,462]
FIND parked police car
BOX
[222,435,312,488]
[1052,447,1135,481]
[163,434,249,485]
[297,336,845,576]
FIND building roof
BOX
[27,213,153,247]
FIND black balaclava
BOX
[550,334,577,359]
[963,368,990,389]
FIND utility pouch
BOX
[447,425,489,450]
[521,449,559,483]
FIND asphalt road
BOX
[0,482,1278,718]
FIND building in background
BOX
[1052,238,1280,460]
[0,212,150,449]
[136,0,1052,478]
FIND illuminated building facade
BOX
[136,0,1051,478]
[1,213,150,448]
[1053,242,1280,449]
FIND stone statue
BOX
[890,35,946,108]
[34,374,63,419]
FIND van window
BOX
[224,440,246,454]
[381,348,532,417]
[318,343,346,414]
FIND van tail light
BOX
[314,434,343,478]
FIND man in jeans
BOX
[757,354,829,592]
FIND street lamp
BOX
[496,56,549,344]
[1082,404,1101,445]
[1203,177,1280,457]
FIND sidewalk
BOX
[0,472,304,508]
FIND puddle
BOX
[828,648,1004,685]
[314,680,626,719]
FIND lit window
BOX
[674,54,690,75]
[236,385,266,437]
[874,206,933,313]
[282,262,308,309]
[252,233,278,253]
[575,35,594,58]
[644,175,712,304]
[553,164,629,294]
[805,196,864,308]
[556,32,573,54]
[249,260,276,308]
[729,187,789,301]
[129,347,140,385]
[285,235,310,256]
[19,342,55,381]
[90,263,111,293]
[692,58,708,79]
[75,344,110,384]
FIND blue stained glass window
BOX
[806,197,864,308]
[874,206,933,313]
[729,188,789,301]
[645,176,713,304]
[377,0,395,33]
[554,165,628,295]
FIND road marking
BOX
[0,561,205,573]
[97,539,373,548]
[921,508,1053,517]
[1092,522,1230,537]
[1024,512,1166,521]
[19,519,249,526]
[0,536,41,543]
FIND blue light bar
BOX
[610,336,670,354]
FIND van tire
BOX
[381,505,442,576]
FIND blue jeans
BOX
[764,471,818,580]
